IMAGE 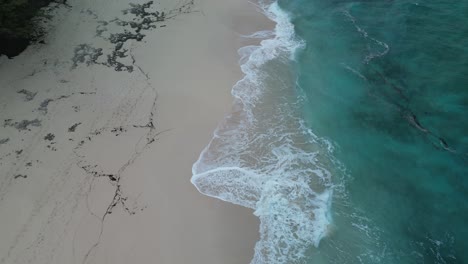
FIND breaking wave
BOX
[191,1,338,263]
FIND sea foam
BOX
[191,1,336,263]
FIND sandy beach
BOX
[0,0,273,263]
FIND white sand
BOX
[0,0,273,263]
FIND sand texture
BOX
[0,0,273,263]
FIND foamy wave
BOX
[191,1,335,263]
[240,30,275,39]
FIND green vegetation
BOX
[0,0,57,57]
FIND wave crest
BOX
[191,2,336,263]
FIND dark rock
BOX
[0,0,68,58]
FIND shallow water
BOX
[282,0,468,262]
[192,0,468,263]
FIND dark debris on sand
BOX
[38,99,54,113]
[17,89,38,101]
[71,44,104,68]
[44,133,55,141]
[68,122,81,132]
[4,119,41,131]
[38,94,76,114]
[73,1,194,72]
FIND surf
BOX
[191,1,338,263]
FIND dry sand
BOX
[0,0,273,263]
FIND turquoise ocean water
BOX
[192,0,468,263]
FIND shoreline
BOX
[0,0,273,263]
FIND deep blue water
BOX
[280,0,468,262]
